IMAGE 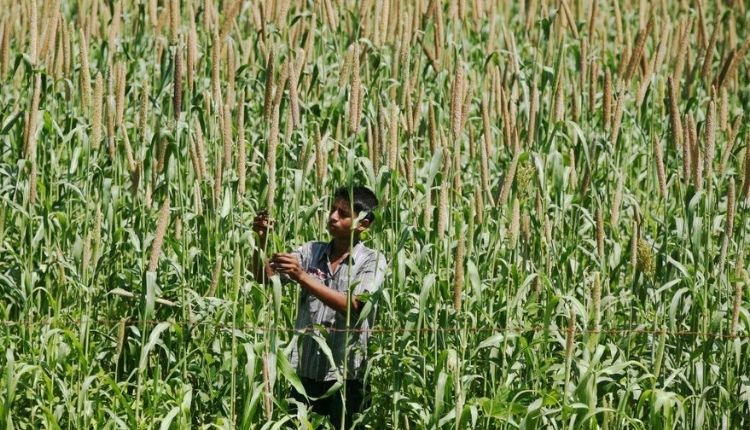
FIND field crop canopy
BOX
[1,0,750,428]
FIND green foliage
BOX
[1,0,750,429]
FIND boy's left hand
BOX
[270,253,303,281]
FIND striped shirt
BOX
[287,240,387,381]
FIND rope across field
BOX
[3,319,750,339]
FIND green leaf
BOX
[138,322,171,371]
[221,186,232,218]
[276,351,306,399]
[143,271,157,321]
[478,333,504,349]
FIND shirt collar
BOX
[322,239,363,265]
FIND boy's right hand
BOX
[252,209,273,238]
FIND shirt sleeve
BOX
[280,241,311,284]
[290,242,310,270]
[353,252,387,296]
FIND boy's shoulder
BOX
[353,242,386,266]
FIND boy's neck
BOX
[331,235,359,256]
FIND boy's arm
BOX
[271,253,362,315]
[297,271,361,314]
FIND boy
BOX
[251,186,387,429]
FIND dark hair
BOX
[333,186,379,223]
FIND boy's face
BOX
[327,198,369,238]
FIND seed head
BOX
[208,255,222,297]
[187,18,197,92]
[720,88,729,131]
[115,62,126,127]
[667,77,683,149]
[238,93,246,196]
[26,73,42,161]
[340,43,354,89]
[603,70,612,130]
[516,158,536,199]
[149,0,158,27]
[79,29,92,112]
[437,147,450,240]
[222,103,233,171]
[480,94,492,194]
[688,115,703,191]
[193,180,203,215]
[266,103,280,209]
[173,45,182,119]
[630,220,639,269]
[211,31,221,104]
[193,118,207,179]
[653,137,667,198]
[139,80,150,138]
[169,0,180,44]
[554,73,565,123]
[508,197,520,249]
[148,195,171,273]
[29,0,38,65]
[450,62,465,138]
[718,35,750,89]
[610,87,625,146]
[188,134,202,180]
[636,238,655,277]
[701,23,719,83]
[565,305,576,364]
[348,43,361,134]
[1,23,10,77]
[528,86,539,147]
[460,79,472,134]
[131,161,142,196]
[290,49,303,128]
[122,126,136,173]
[388,104,398,172]
[428,104,438,154]
[314,124,326,184]
[453,233,465,312]
[407,138,415,187]
[272,59,289,113]
[28,159,38,206]
[498,152,520,206]
[704,99,716,184]
[474,182,484,224]
[673,23,689,81]
[263,49,275,122]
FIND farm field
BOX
[1,0,750,428]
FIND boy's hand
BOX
[252,209,273,239]
[270,253,303,281]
